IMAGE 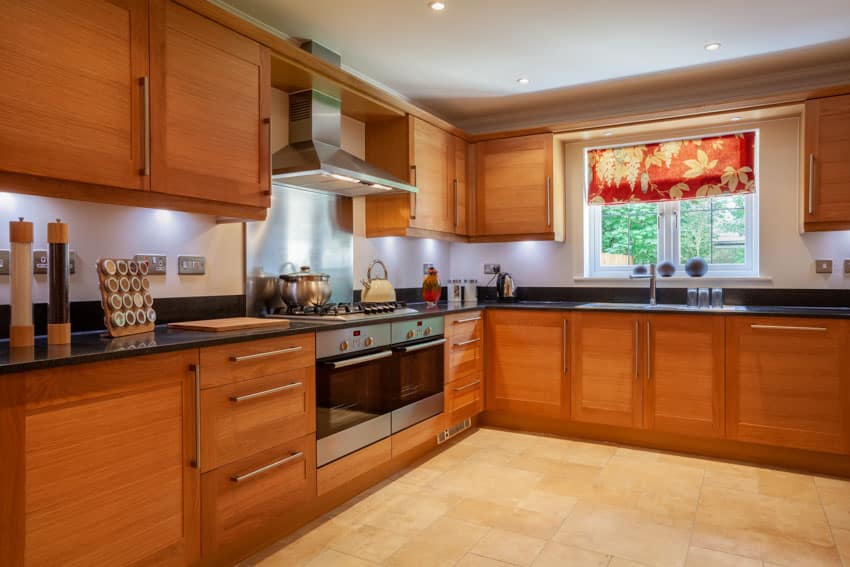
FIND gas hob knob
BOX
[364,336,374,347]
[406,329,415,340]
[340,340,350,352]
[424,326,433,336]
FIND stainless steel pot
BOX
[280,266,332,307]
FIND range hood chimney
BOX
[271,43,417,197]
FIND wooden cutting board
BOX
[168,317,291,332]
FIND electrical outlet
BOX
[69,250,77,275]
[0,250,8,275]
[33,250,48,274]
[422,263,434,274]
[844,259,850,274]
[484,263,501,274]
[178,255,206,275]
[815,259,833,274]
[135,254,167,275]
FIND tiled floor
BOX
[242,428,850,567]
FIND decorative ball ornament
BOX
[657,261,676,277]
[685,257,709,277]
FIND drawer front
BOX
[446,373,483,424]
[201,434,316,555]
[317,438,391,496]
[201,367,315,471]
[445,311,483,382]
[200,333,315,389]
[446,311,483,342]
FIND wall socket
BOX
[178,255,206,275]
[484,263,501,274]
[422,263,434,274]
[135,254,167,275]
[0,250,9,275]
[844,259,850,274]
[815,259,833,274]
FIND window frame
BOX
[583,129,760,279]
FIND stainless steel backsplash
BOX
[245,187,354,315]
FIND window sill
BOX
[575,275,773,286]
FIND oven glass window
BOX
[316,355,393,439]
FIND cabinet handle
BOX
[139,76,150,176]
[395,338,447,353]
[633,320,639,380]
[645,320,652,380]
[326,350,393,369]
[562,319,568,374]
[264,117,272,190]
[454,380,481,392]
[190,364,201,470]
[453,316,481,324]
[231,451,304,483]
[546,176,552,227]
[453,338,481,347]
[410,165,417,220]
[750,324,827,332]
[230,345,303,362]
[230,381,303,403]
[454,178,459,229]
[808,153,815,215]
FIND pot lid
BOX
[280,266,330,281]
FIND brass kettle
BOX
[361,259,396,303]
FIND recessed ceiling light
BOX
[730,116,742,122]
[516,77,530,85]
[428,1,446,11]
[704,42,722,52]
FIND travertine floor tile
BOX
[456,553,516,567]
[448,497,564,539]
[305,548,379,566]
[326,524,409,563]
[361,490,453,535]
[517,489,578,519]
[832,527,850,563]
[470,528,546,566]
[384,517,489,567]
[254,517,348,566]
[815,476,850,530]
[531,541,610,567]
[684,546,762,567]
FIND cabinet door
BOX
[24,351,199,566]
[485,310,568,417]
[726,317,850,454]
[410,117,452,233]
[451,135,470,235]
[150,0,270,207]
[476,133,553,236]
[571,312,642,428]
[0,0,149,190]
[805,94,850,230]
[644,314,725,438]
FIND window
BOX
[584,131,759,278]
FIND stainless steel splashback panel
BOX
[245,187,354,316]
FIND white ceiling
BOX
[221,0,850,127]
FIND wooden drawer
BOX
[445,311,484,382]
[445,373,483,425]
[391,414,444,458]
[317,438,391,496]
[200,333,315,389]
[201,367,315,471]
[201,434,315,556]
[446,311,483,341]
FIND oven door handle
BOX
[324,350,393,369]
[393,338,447,353]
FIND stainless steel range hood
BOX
[271,89,417,197]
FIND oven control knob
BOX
[406,329,415,339]
[340,340,350,352]
[424,326,432,336]
[364,337,374,347]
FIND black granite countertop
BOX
[2,300,849,374]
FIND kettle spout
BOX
[361,279,371,290]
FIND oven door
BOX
[390,337,446,433]
[316,349,394,467]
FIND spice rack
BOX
[97,258,156,338]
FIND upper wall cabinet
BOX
[150,0,270,209]
[365,116,467,239]
[473,133,560,241]
[0,0,150,191]
[804,94,850,231]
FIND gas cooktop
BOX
[267,301,418,322]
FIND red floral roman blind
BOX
[586,131,756,205]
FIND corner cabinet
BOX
[472,133,560,241]
[804,94,850,231]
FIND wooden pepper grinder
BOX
[47,219,71,345]
[9,217,34,348]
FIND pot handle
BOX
[367,259,389,281]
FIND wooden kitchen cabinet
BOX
[726,317,850,454]
[804,94,850,231]
[485,309,569,418]
[452,135,471,235]
[22,350,200,567]
[150,0,271,208]
[473,133,556,240]
[0,0,150,191]
[365,116,466,238]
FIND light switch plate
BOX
[816,259,833,274]
[135,254,167,275]
[33,250,48,274]
[0,250,9,275]
[484,263,501,274]
[422,263,434,274]
[844,259,850,274]
[69,250,77,275]
[178,255,206,275]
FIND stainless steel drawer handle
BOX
[453,316,481,324]
[453,338,481,347]
[231,451,304,483]
[395,338,447,353]
[139,76,150,176]
[633,320,639,380]
[808,153,815,215]
[190,363,201,470]
[750,324,827,332]
[546,176,552,227]
[454,380,481,392]
[230,345,304,362]
[327,350,393,369]
[230,381,303,403]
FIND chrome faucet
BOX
[629,263,657,306]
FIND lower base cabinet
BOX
[446,373,483,424]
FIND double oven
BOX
[315,316,445,467]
